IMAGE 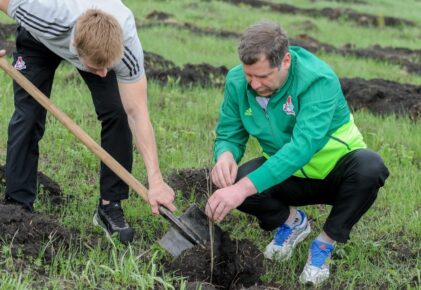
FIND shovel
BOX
[0,55,221,257]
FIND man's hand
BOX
[205,177,256,222]
[148,181,177,215]
[211,151,238,188]
[0,50,6,57]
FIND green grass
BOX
[1,0,421,288]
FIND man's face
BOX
[243,53,291,97]
[81,58,108,78]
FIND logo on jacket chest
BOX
[283,95,295,115]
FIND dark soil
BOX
[0,164,65,205]
[167,168,214,204]
[341,78,421,120]
[0,23,16,54]
[0,164,75,261]
[0,202,76,260]
[146,61,228,87]
[310,0,367,3]
[166,232,265,290]
[292,34,421,75]
[224,0,414,27]
[138,14,242,39]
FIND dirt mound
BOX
[341,78,421,120]
[0,164,75,260]
[138,17,242,39]
[311,0,367,3]
[167,232,265,289]
[292,34,421,75]
[225,0,414,27]
[0,23,17,54]
[146,63,228,87]
[0,203,76,260]
[145,10,174,21]
[0,164,65,205]
[167,168,214,203]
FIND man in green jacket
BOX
[205,21,389,285]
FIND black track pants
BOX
[236,149,389,242]
[5,27,132,207]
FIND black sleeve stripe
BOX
[18,7,70,30]
[123,51,138,75]
[122,58,133,77]
[16,13,62,37]
[124,46,140,73]
[16,9,70,37]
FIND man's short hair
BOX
[74,9,123,68]
[238,20,289,68]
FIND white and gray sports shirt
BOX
[7,0,144,83]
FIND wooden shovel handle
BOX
[0,56,150,202]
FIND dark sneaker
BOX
[93,200,134,244]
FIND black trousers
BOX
[5,27,133,209]
[236,149,389,242]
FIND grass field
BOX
[0,0,420,289]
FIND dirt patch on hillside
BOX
[311,0,367,3]
[138,16,421,75]
[292,34,421,75]
[138,13,242,39]
[143,50,229,87]
[224,0,414,27]
[341,78,421,120]
[146,61,228,87]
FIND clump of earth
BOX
[0,165,76,260]
[166,232,266,289]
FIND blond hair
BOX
[74,9,123,68]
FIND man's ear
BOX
[282,52,291,70]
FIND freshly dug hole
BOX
[167,231,264,289]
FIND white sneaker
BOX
[264,210,311,261]
[299,240,335,285]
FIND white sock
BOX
[285,208,302,227]
[316,233,335,245]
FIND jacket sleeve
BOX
[214,81,249,163]
[248,76,342,192]
[7,0,71,39]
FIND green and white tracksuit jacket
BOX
[214,46,366,193]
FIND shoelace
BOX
[274,224,293,245]
[310,242,334,268]
[104,203,126,227]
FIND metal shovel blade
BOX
[159,204,222,257]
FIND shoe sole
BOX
[93,212,116,246]
[265,221,312,261]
